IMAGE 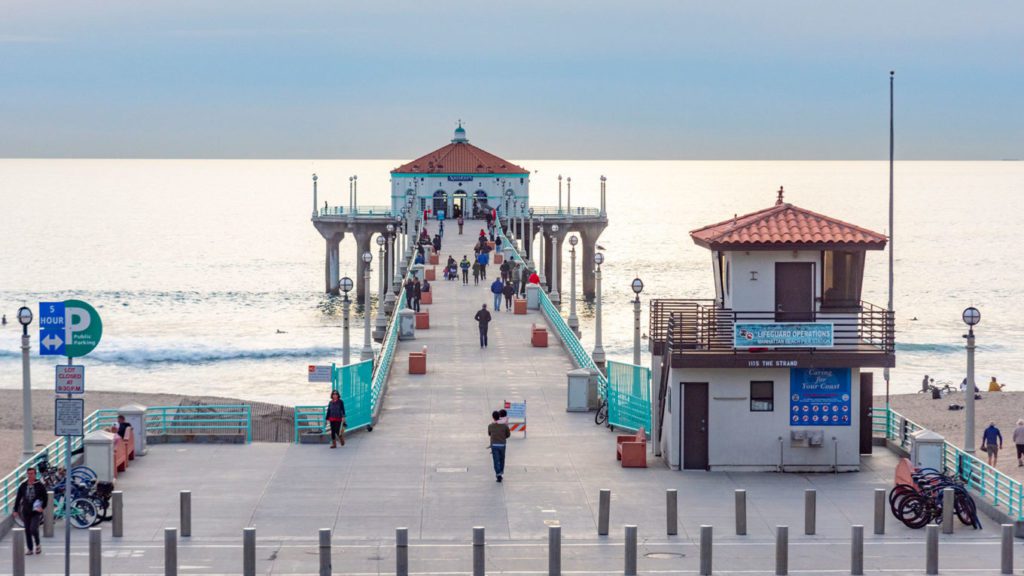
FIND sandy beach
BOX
[876,391,1024,482]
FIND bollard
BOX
[624,525,638,576]
[12,528,25,576]
[851,525,864,575]
[319,528,332,576]
[775,526,788,576]
[699,525,712,576]
[164,527,178,576]
[598,489,611,536]
[112,491,124,538]
[243,527,256,576]
[396,527,409,576]
[1002,524,1014,575]
[180,491,192,538]
[804,489,816,535]
[667,489,678,536]
[473,526,485,576]
[735,489,747,536]
[548,525,561,576]
[941,487,954,534]
[90,527,102,576]
[925,524,938,575]
[873,489,885,535]
[44,489,54,538]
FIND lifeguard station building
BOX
[649,188,895,472]
[390,124,530,220]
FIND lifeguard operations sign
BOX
[39,300,104,358]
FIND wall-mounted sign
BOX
[447,175,474,182]
[308,365,332,383]
[55,365,85,394]
[734,323,833,348]
[790,368,851,427]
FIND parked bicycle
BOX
[889,467,981,529]
[13,459,109,529]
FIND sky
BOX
[2,1,1022,160]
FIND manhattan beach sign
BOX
[734,322,834,348]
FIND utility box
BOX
[910,429,945,471]
[398,309,416,340]
[410,264,424,281]
[567,368,591,412]
[526,284,541,310]
[119,403,147,457]
[84,430,116,483]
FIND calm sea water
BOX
[0,160,1019,405]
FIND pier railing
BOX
[318,205,394,217]
[146,404,252,442]
[526,206,602,217]
[872,406,1024,521]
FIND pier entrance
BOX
[432,190,448,219]
[452,190,466,219]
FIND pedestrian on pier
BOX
[488,410,511,482]
[412,279,422,312]
[475,304,492,348]
[502,280,515,310]
[13,467,47,555]
[982,421,1003,466]
[472,261,481,285]
[404,278,415,307]
[439,220,445,238]
[460,256,471,285]
[1014,419,1024,467]
[500,259,511,282]
[490,278,505,311]
[433,234,442,253]
[477,251,489,279]
[512,263,523,295]
[458,215,464,234]
[325,390,346,448]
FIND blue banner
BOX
[734,322,833,348]
[790,368,851,427]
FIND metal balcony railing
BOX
[318,205,394,217]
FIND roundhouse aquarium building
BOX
[649,189,895,472]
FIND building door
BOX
[682,382,709,470]
[775,262,814,322]
[432,191,448,219]
[860,372,873,454]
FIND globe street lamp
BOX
[593,252,606,372]
[631,278,644,366]
[528,207,535,263]
[504,189,514,228]
[963,306,981,453]
[568,235,580,337]
[549,224,561,303]
[512,199,519,243]
[537,218,547,289]
[340,277,354,365]
[374,235,388,341]
[361,251,374,361]
[386,224,399,306]
[352,174,359,212]
[312,173,318,218]
[18,306,33,460]
[566,176,572,216]
[558,174,563,214]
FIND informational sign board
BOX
[55,398,85,436]
[503,399,527,436]
[39,301,67,356]
[308,365,332,383]
[55,365,85,394]
[735,323,833,348]
[789,368,851,427]
[38,300,104,357]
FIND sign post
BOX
[504,400,528,437]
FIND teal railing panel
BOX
[334,359,374,431]
[145,404,252,443]
[606,360,651,434]
[294,405,328,442]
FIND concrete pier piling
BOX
[548,525,561,576]
[775,525,788,575]
[164,527,178,576]
[180,490,192,537]
[941,487,954,533]
[243,527,256,576]
[473,526,485,576]
[804,489,816,535]
[1002,524,1014,574]
[624,525,638,576]
[699,525,712,576]
[666,489,678,535]
[926,524,939,575]
[873,489,885,535]
[11,528,25,576]
[44,490,54,538]
[89,527,102,576]
[598,489,611,535]
[396,527,409,576]
[113,490,124,538]
[851,525,864,575]
[735,489,747,535]
[319,528,332,576]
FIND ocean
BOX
[0,160,1019,405]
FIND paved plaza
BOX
[3,224,1020,574]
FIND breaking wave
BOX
[0,344,338,366]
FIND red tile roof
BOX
[690,193,888,250]
[391,142,528,175]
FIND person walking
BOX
[982,421,1003,466]
[404,278,415,307]
[502,279,515,311]
[1014,420,1024,467]
[460,256,471,285]
[488,410,511,482]
[458,215,464,234]
[439,220,445,238]
[500,259,511,282]
[472,261,481,285]
[512,263,522,296]
[477,251,489,279]
[412,278,422,312]
[14,467,47,555]
[432,234,442,253]
[325,390,346,448]
[490,278,505,311]
[475,304,492,348]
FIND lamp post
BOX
[593,252,606,372]
[374,236,388,340]
[18,306,33,460]
[558,174,563,214]
[566,176,572,216]
[549,224,560,303]
[361,251,374,361]
[386,224,398,307]
[537,219,547,289]
[568,235,580,337]
[504,189,514,229]
[340,277,353,365]
[312,173,318,218]
[512,199,519,243]
[528,208,535,263]
[348,176,354,213]
[963,307,980,453]
[353,175,358,213]
[631,278,644,366]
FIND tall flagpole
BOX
[885,70,895,411]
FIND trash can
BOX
[84,430,116,483]
[910,429,945,471]
[119,403,148,457]
[567,368,591,412]
[398,309,416,340]
[526,284,541,310]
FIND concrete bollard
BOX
[44,490,54,538]
[926,524,938,575]
[667,489,678,536]
[164,527,178,576]
[851,525,864,575]
[1002,524,1014,575]
[699,525,712,576]
[11,528,25,576]
[598,489,611,536]
[775,526,788,576]
[804,489,816,535]
[243,527,256,576]
[873,489,885,535]
[548,525,561,576]
[90,527,102,576]
[624,525,638,576]
[735,489,747,536]
[473,526,485,576]
[396,527,409,576]
[112,491,124,538]
[319,528,332,576]
[941,488,954,534]
[180,491,192,537]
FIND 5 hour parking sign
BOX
[39,300,103,358]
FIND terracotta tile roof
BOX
[392,142,529,175]
[690,192,887,250]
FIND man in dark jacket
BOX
[412,279,422,312]
[474,304,492,348]
[487,410,511,482]
[14,467,47,555]
[500,260,511,282]
[490,278,504,311]
[502,280,516,311]
[460,256,471,285]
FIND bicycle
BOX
[595,398,608,425]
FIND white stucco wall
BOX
[725,250,822,311]
[390,174,529,217]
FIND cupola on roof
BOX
[391,124,529,175]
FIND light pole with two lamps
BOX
[963,306,980,454]
[374,236,388,341]
[568,235,580,337]
[361,251,374,361]
[18,306,34,460]
[592,252,606,372]
[340,277,354,365]
[631,278,644,366]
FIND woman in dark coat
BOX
[325,390,346,448]
[14,467,47,554]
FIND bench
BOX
[409,349,427,374]
[415,311,430,329]
[616,427,647,468]
[114,437,128,475]
[531,323,548,347]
